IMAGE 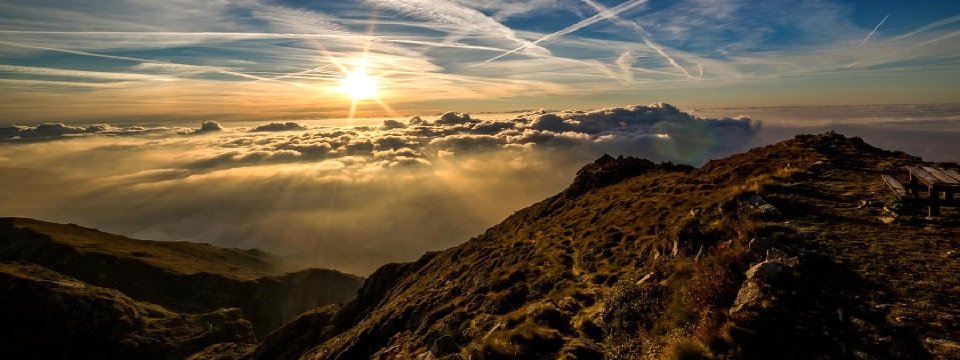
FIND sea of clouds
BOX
[2,103,761,274]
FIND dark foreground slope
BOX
[0,218,364,337]
[221,133,958,359]
[0,262,256,359]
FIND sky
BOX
[1,0,959,123]
[1,1,960,275]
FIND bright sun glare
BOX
[339,69,379,101]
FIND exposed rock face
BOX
[0,218,364,337]
[565,154,691,197]
[742,194,782,220]
[0,262,256,360]
[729,256,794,316]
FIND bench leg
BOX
[930,189,942,217]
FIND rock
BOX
[718,198,739,216]
[565,155,693,197]
[765,248,799,267]
[747,195,783,219]
[743,195,782,219]
[747,237,774,255]
[430,335,460,356]
[635,272,654,285]
[745,261,784,283]
[849,317,877,333]
[672,217,702,256]
[809,160,829,173]
[730,281,764,315]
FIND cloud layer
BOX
[0,104,760,275]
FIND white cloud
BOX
[0,103,762,274]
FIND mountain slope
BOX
[238,133,959,359]
[0,262,256,360]
[0,218,364,336]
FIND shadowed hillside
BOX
[0,262,256,360]
[201,133,958,359]
[0,218,364,337]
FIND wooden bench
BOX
[942,168,960,183]
[881,175,907,199]
[923,166,960,185]
[904,165,960,217]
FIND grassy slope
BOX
[246,133,959,360]
[1,217,274,279]
[0,217,365,338]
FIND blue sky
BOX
[1,0,959,123]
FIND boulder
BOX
[430,335,460,356]
[747,237,774,255]
[743,195,782,220]
[745,260,784,283]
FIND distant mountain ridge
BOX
[0,218,364,338]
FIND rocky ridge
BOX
[225,133,959,359]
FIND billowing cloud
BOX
[0,103,761,275]
[0,122,175,141]
[197,121,223,133]
[250,122,308,132]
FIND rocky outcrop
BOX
[0,262,256,360]
[565,154,691,197]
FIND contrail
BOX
[0,30,352,39]
[891,13,960,41]
[581,0,692,78]
[483,0,648,63]
[0,40,309,87]
[860,15,890,46]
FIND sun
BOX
[338,68,379,101]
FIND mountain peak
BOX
[565,154,692,197]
